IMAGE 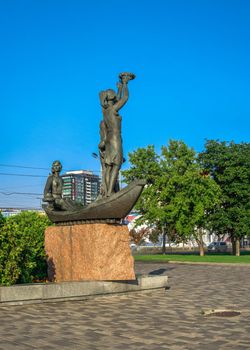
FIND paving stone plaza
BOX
[1,262,249,350]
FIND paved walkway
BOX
[1,262,250,349]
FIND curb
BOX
[168,260,250,266]
[135,260,250,267]
[0,275,168,306]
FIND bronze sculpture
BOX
[43,160,80,211]
[99,72,135,197]
[43,73,145,225]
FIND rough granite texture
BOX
[44,224,135,282]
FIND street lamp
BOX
[91,152,101,176]
[92,152,99,159]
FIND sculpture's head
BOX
[106,89,117,101]
[99,89,117,108]
[52,160,62,174]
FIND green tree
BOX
[122,145,167,253]
[123,140,221,255]
[122,145,163,231]
[0,213,5,228]
[0,211,52,285]
[199,140,250,256]
[159,141,221,255]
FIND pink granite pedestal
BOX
[45,224,135,282]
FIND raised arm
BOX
[114,81,129,111]
[116,82,123,100]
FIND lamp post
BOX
[91,152,98,159]
[91,152,101,177]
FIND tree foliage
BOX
[199,140,250,255]
[0,211,52,285]
[122,145,161,221]
[0,213,5,228]
[122,140,221,255]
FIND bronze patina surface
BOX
[43,73,145,224]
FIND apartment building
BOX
[62,170,100,206]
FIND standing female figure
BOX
[99,73,134,197]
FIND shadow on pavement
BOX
[149,268,173,275]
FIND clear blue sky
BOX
[0,0,249,208]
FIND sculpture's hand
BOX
[43,193,54,203]
[119,72,135,84]
[121,76,129,84]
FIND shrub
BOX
[0,211,52,285]
[0,212,5,227]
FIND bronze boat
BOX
[43,179,146,225]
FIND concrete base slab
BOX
[0,275,168,306]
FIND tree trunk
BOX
[235,237,240,256]
[197,229,205,256]
[199,244,205,256]
[162,227,166,255]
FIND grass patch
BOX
[134,253,250,264]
